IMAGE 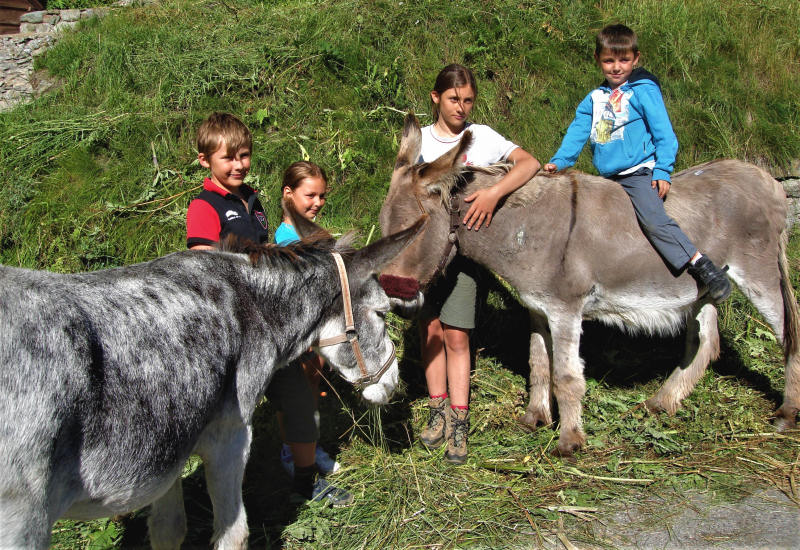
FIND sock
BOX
[451,404,468,411]
[690,253,703,265]
[292,464,319,498]
[429,393,448,400]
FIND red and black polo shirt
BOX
[186,178,270,248]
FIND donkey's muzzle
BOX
[379,274,420,299]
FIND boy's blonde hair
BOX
[595,24,638,57]
[196,112,252,157]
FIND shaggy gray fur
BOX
[0,218,423,549]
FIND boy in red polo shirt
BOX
[186,113,269,249]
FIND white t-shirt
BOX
[419,123,519,167]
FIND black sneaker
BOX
[688,256,732,303]
[310,476,353,507]
[291,465,353,508]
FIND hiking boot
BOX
[687,256,732,303]
[444,407,470,465]
[419,396,449,449]
[291,465,353,508]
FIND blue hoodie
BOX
[548,68,678,182]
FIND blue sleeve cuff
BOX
[652,168,671,182]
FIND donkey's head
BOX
[285,201,425,404]
[378,113,472,294]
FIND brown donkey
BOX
[380,114,800,456]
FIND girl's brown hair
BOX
[282,161,328,192]
[280,161,328,216]
[431,64,478,122]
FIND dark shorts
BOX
[265,359,319,443]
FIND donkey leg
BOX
[733,247,800,430]
[519,312,553,430]
[646,304,719,415]
[198,419,252,550]
[148,477,187,550]
[0,493,51,549]
[776,353,800,431]
[549,313,586,456]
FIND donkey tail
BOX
[779,228,800,358]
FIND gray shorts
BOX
[421,257,477,330]
[265,359,319,443]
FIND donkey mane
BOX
[430,162,578,209]
[219,234,353,268]
[429,163,513,206]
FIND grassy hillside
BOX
[1,0,799,547]
[1,0,798,270]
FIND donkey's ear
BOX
[417,130,473,194]
[282,198,334,244]
[394,112,422,170]
[348,215,427,279]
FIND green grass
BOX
[2,0,799,269]
[0,0,797,546]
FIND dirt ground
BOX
[565,487,800,549]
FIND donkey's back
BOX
[494,159,789,333]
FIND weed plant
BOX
[0,0,797,547]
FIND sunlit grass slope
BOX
[1,0,798,270]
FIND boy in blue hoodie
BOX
[544,24,730,302]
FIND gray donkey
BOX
[0,207,424,549]
[380,114,799,457]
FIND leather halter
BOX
[317,252,396,390]
[413,189,461,281]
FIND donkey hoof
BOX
[552,431,585,457]
[774,406,798,432]
[644,397,680,416]
[517,410,552,432]
[551,441,581,458]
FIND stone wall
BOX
[19,7,106,34]
[0,31,54,109]
[0,3,131,111]
[783,179,800,229]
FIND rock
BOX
[42,13,61,24]
[55,21,79,33]
[60,9,81,22]
[19,23,37,33]
[30,68,62,97]
[783,179,800,198]
[20,11,44,23]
